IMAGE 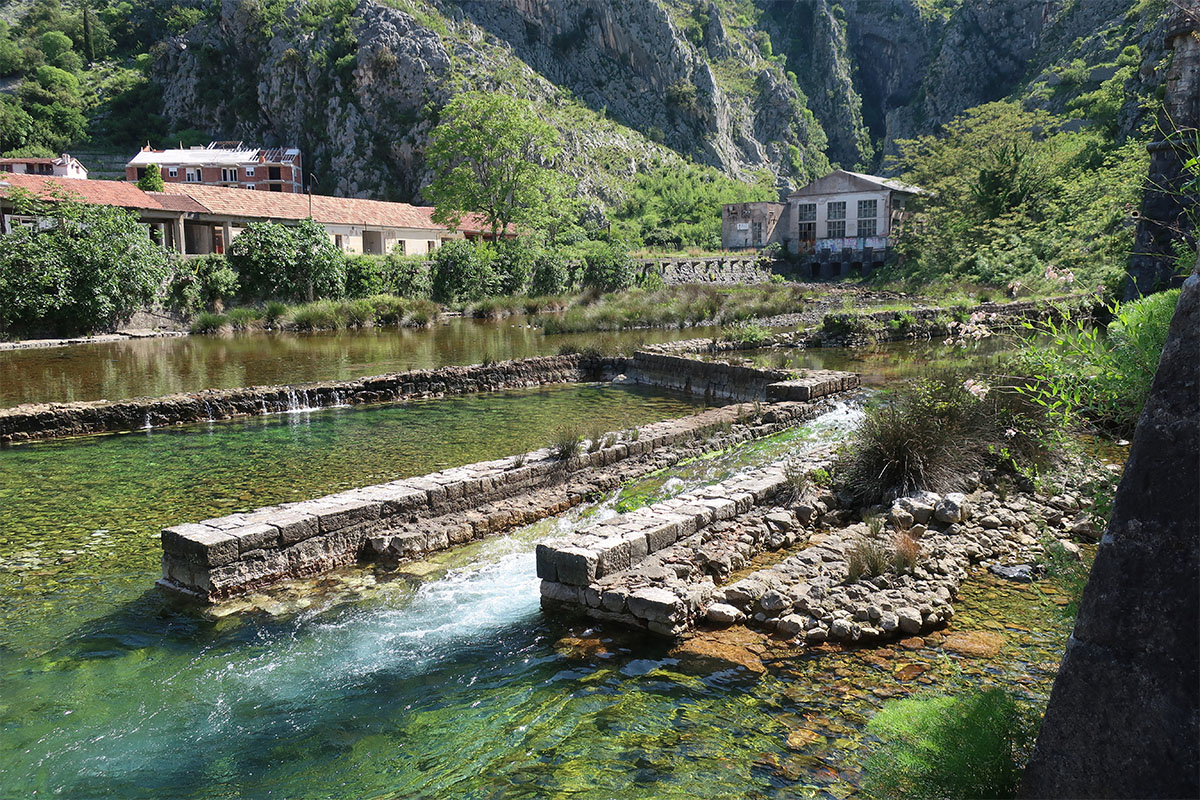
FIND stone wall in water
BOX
[0,355,619,443]
[1020,271,1199,797]
[159,370,857,602]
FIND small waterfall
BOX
[140,412,152,430]
[203,400,215,422]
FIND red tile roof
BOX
[160,183,442,230]
[1,174,513,236]
[0,173,166,209]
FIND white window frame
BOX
[167,167,178,177]
[185,168,200,182]
[827,201,846,221]
[857,199,878,220]
[245,166,255,177]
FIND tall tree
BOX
[424,92,572,240]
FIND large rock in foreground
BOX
[1020,273,1199,797]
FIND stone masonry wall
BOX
[159,389,851,602]
[637,256,773,285]
[0,355,622,444]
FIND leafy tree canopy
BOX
[425,92,574,239]
[0,187,170,336]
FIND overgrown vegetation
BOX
[1014,290,1180,435]
[839,370,1055,504]
[0,187,168,337]
[862,689,1038,800]
[881,101,1149,295]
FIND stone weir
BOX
[0,354,620,444]
[157,369,861,602]
[537,456,1092,642]
[626,350,856,403]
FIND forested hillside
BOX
[0,0,1173,239]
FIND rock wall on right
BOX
[1020,272,1199,798]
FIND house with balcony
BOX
[125,142,303,193]
[0,153,89,179]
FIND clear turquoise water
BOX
[0,397,1075,799]
[0,317,724,407]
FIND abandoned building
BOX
[721,169,923,279]
[125,142,304,194]
[721,202,786,249]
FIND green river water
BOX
[0,335,1075,798]
[0,318,723,408]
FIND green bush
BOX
[384,252,432,298]
[582,243,634,292]
[166,254,239,313]
[551,425,582,460]
[344,254,388,298]
[190,311,228,334]
[530,250,570,296]
[492,239,536,295]
[635,266,666,291]
[862,690,1036,800]
[431,239,497,303]
[840,371,1054,504]
[229,219,345,302]
[226,306,262,330]
[1015,291,1179,435]
[0,191,169,337]
[286,300,342,330]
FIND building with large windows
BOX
[720,169,922,277]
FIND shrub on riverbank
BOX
[166,254,239,314]
[189,311,228,334]
[0,191,169,337]
[839,371,1054,504]
[1013,290,1179,435]
[862,689,1037,800]
[229,219,345,302]
[345,252,432,299]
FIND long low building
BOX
[0,174,503,256]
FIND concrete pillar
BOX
[173,218,186,255]
[222,222,233,255]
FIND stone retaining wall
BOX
[627,352,857,403]
[0,354,622,444]
[809,293,1100,346]
[637,256,773,285]
[159,393,850,602]
[2,348,861,443]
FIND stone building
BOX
[125,142,304,194]
[721,202,787,249]
[720,170,921,279]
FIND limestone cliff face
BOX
[150,0,1166,204]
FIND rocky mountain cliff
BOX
[149,0,1169,206]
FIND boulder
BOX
[705,603,744,626]
[897,606,923,634]
[934,493,969,523]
